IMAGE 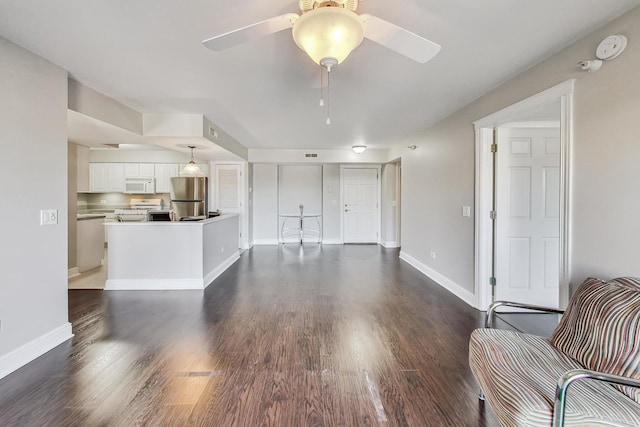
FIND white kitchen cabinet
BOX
[90,163,108,192]
[155,163,179,193]
[124,163,155,178]
[124,163,140,177]
[77,145,90,192]
[107,163,125,192]
[139,164,155,177]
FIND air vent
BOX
[208,126,219,139]
[305,153,318,158]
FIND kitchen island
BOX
[105,214,239,290]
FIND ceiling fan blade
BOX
[361,14,441,64]
[203,13,299,51]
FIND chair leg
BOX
[479,391,485,401]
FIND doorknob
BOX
[345,209,350,212]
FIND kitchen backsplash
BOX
[78,192,171,212]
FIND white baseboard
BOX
[105,252,240,291]
[399,251,477,308]
[380,240,399,248]
[106,278,204,290]
[0,322,73,380]
[321,238,343,245]
[253,239,280,245]
[203,252,240,288]
[67,267,80,279]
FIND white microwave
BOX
[124,178,155,194]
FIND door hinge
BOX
[490,143,498,153]
[490,277,496,287]
[489,210,497,220]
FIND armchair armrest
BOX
[485,300,564,328]
[553,369,640,427]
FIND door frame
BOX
[211,161,250,250]
[473,79,575,311]
[340,165,382,244]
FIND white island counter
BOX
[105,214,239,290]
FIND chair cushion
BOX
[551,277,640,403]
[470,328,640,426]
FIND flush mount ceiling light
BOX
[181,146,204,176]
[352,145,367,154]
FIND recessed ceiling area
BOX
[2,0,638,151]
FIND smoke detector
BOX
[595,35,627,60]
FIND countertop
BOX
[77,213,106,221]
[104,213,238,226]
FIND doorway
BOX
[495,123,561,307]
[341,166,381,243]
[474,80,574,310]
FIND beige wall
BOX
[0,37,71,370]
[380,163,398,247]
[394,6,640,297]
[68,142,78,269]
[68,78,142,134]
[322,165,341,243]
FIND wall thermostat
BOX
[596,35,628,60]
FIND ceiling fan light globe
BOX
[292,7,364,65]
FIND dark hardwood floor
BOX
[1,245,511,426]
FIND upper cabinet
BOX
[90,163,125,192]
[89,162,202,193]
[155,164,179,193]
[124,163,155,178]
[107,163,125,192]
[89,163,108,192]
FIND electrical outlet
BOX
[462,206,471,217]
[430,251,437,260]
[40,209,58,225]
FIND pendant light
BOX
[181,145,204,176]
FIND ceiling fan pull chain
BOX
[319,64,325,107]
[326,66,331,125]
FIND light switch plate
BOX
[40,209,58,225]
[462,206,471,217]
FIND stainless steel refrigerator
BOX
[170,177,208,221]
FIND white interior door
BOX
[213,164,241,214]
[495,127,560,306]
[343,168,378,243]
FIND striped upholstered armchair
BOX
[469,277,640,426]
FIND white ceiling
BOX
[1,0,638,151]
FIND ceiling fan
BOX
[202,0,441,70]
